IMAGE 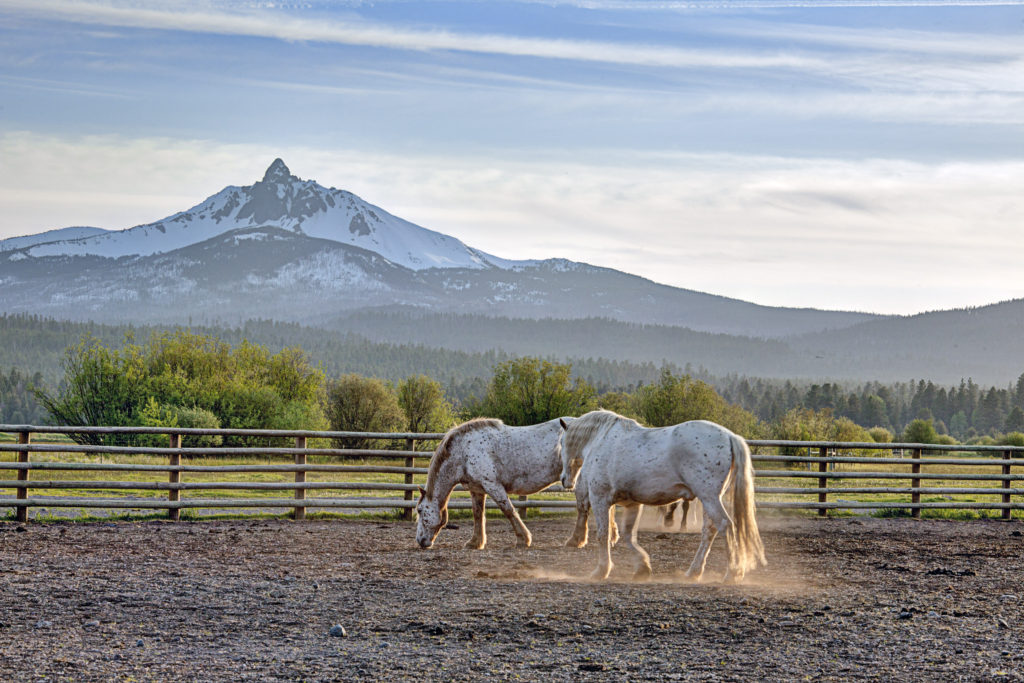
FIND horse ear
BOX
[559,418,568,430]
[417,485,426,496]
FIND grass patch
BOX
[871,507,1011,521]
[305,509,407,522]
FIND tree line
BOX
[2,315,1023,446]
[14,331,1019,450]
[713,375,1024,443]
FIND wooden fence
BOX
[1,425,1022,523]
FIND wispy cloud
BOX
[0,74,135,98]
[0,0,828,71]
[720,18,1024,58]
[5,0,1019,104]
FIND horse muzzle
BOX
[417,538,433,549]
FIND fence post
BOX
[403,438,416,521]
[911,447,922,519]
[15,431,30,523]
[294,436,307,521]
[1003,449,1012,521]
[168,433,182,522]
[817,446,828,517]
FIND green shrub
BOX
[868,426,894,443]
[324,374,405,449]
[902,419,939,445]
[464,357,596,426]
[632,369,761,437]
[37,331,326,445]
[1000,432,1024,447]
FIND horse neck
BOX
[426,454,463,505]
[571,413,623,461]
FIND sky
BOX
[1,0,1022,315]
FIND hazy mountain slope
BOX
[329,308,804,376]
[787,299,1024,385]
[411,260,877,337]
[325,305,1024,386]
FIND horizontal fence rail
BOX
[0,425,1022,523]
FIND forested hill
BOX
[3,314,1023,438]
[5,302,1023,389]
[325,306,1023,386]
[328,309,796,374]
[788,299,1024,386]
[0,315,676,393]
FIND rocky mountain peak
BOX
[262,158,294,184]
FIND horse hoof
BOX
[723,571,745,584]
[516,536,532,549]
[589,565,612,581]
[464,540,485,550]
[633,565,652,581]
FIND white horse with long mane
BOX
[415,417,570,550]
[559,410,765,582]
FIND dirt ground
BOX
[1,512,1023,682]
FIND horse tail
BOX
[727,433,766,578]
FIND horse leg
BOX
[566,490,590,548]
[609,506,620,547]
[590,496,614,580]
[659,501,675,528]
[684,511,718,582]
[703,495,744,583]
[481,483,532,548]
[680,500,691,532]
[685,497,732,582]
[465,491,487,549]
[621,504,652,580]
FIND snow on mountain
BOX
[0,226,109,252]
[16,159,517,271]
[0,158,882,341]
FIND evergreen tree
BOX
[1005,406,1024,434]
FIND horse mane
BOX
[425,418,504,497]
[565,410,640,460]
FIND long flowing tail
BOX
[726,433,766,579]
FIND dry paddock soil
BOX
[2,515,1024,682]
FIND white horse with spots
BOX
[560,410,765,582]
[415,417,571,550]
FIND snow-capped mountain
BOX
[0,226,109,252]
[0,160,879,336]
[15,159,515,271]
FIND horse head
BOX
[558,417,583,491]
[415,486,447,549]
